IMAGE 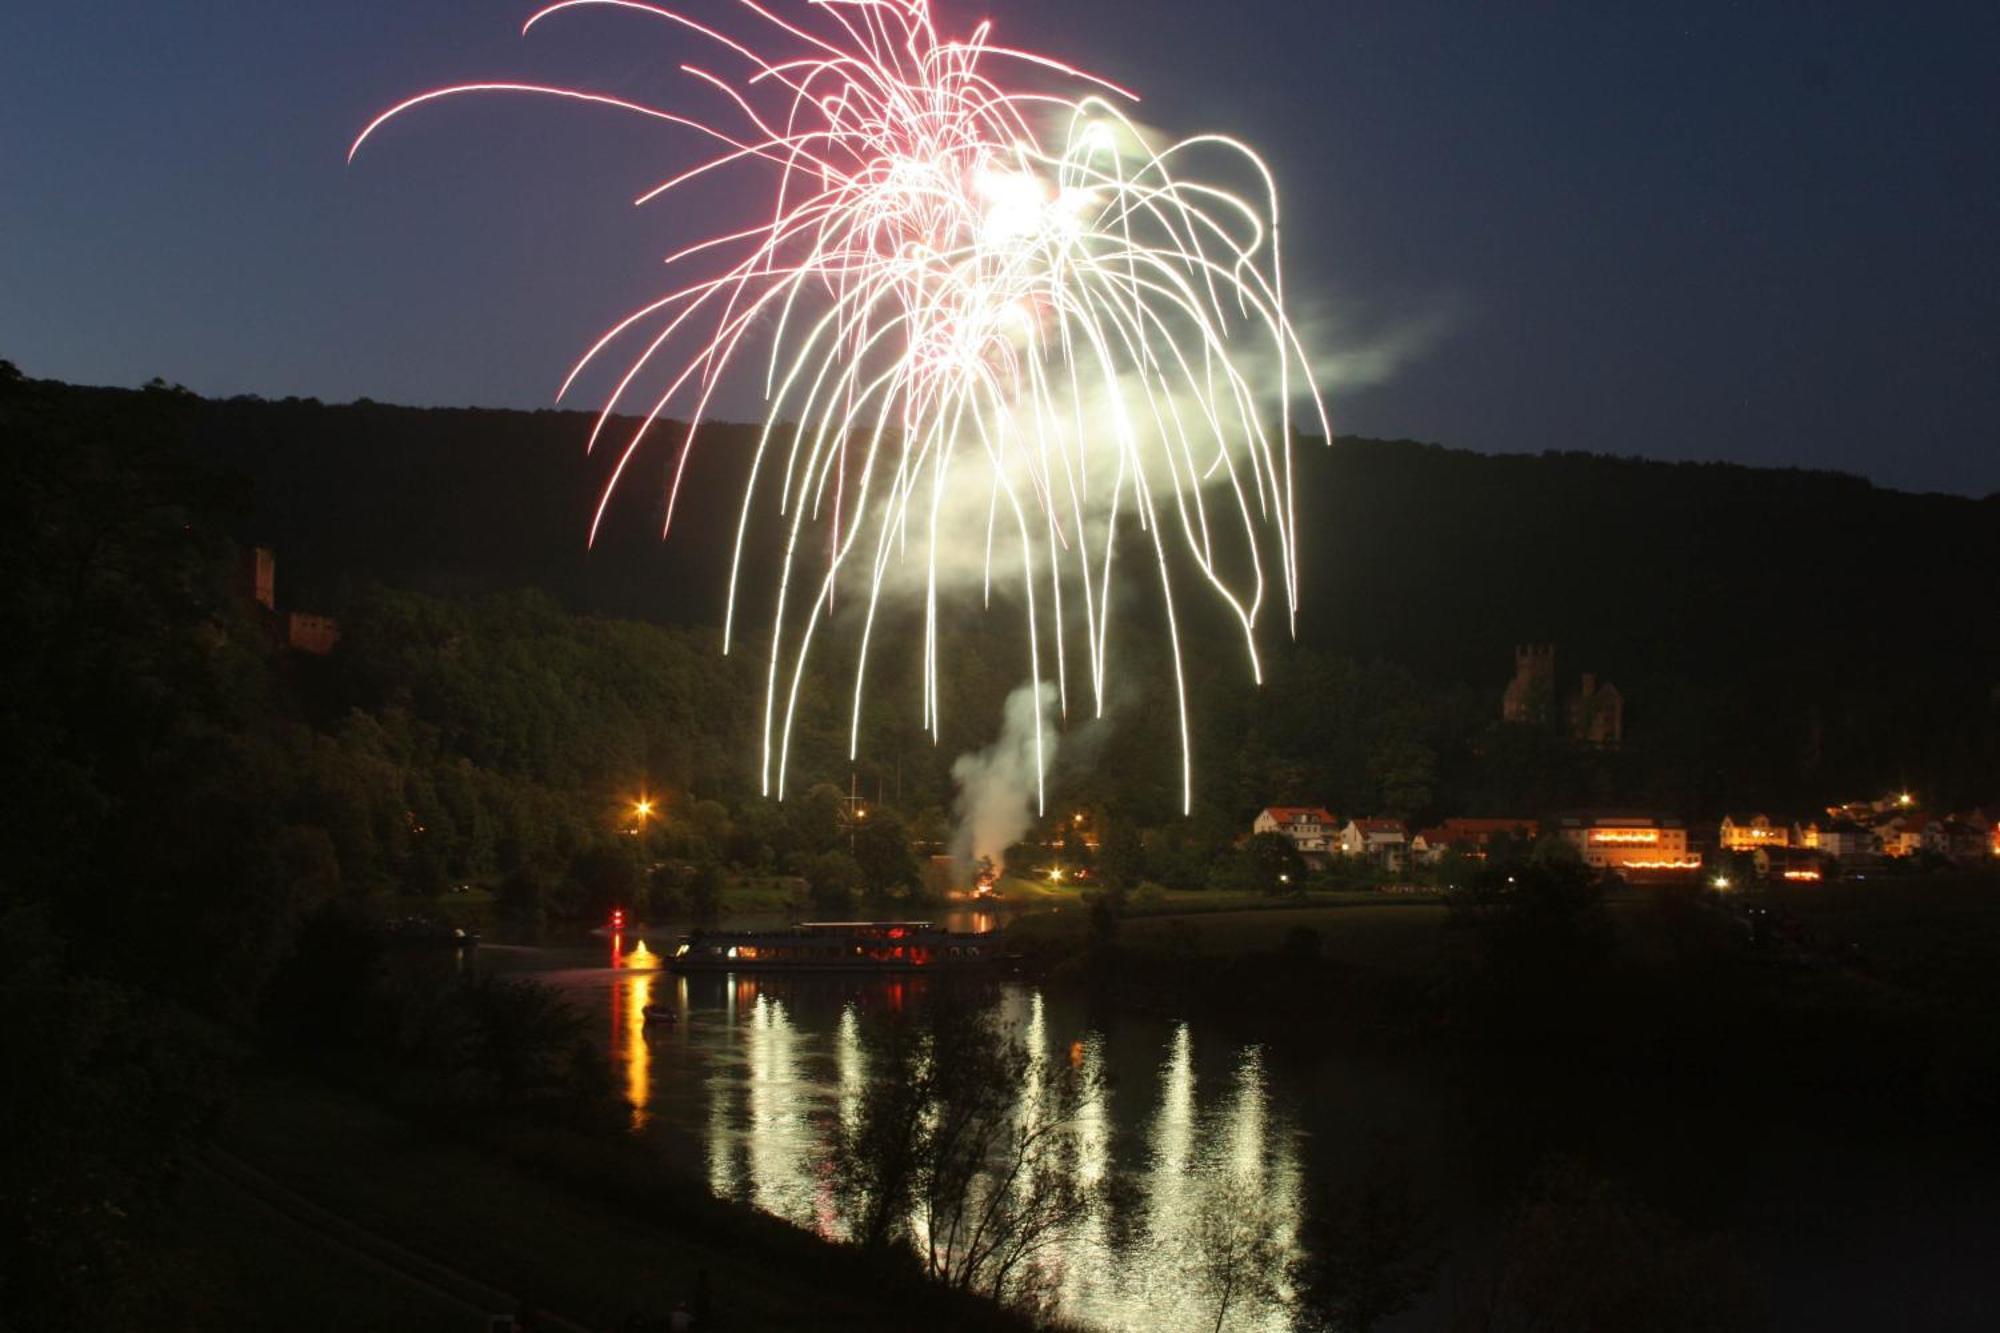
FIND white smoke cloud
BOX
[951,680,1057,870]
[1300,292,1466,399]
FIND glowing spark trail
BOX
[352,0,1327,812]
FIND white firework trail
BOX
[351,0,1328,812]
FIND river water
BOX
[479,918,2000,1332]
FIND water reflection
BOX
[671,978,1301,1330]
[745,994,816,1222]
[1059,1033,1110,1318]
[609,934,665,1129]
[836,1005,864,1139]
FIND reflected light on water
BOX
[1064,1027,1302,1331]
[624,969,654,1129]
[746,994,816,1223]
[837,1004,864,1138]
[1134,1023,1198,1319]
[1059,1032,1110,1317]
[684,981,1302,1330]
[610,935,664,1130]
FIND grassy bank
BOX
[1740,871,2000,1009]
[211,1070,1036,1331]
[1010,897,1450,975]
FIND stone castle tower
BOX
[1501,644,1556,724]
[1500,645,1624,746]
[1569,672,1624,747]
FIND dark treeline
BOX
[25,371,1990,817]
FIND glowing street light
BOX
[1047,867,1064,884]
[623,794,658,837]
[1712,874,1732,890]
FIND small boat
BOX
[668,920,1000,973]
[641,1004,678,1025]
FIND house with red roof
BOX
[1339,817,1410,871]
[1875,811,1930,858]
[1411,817,1539,863]
[1252,806,1337,868]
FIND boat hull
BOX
[665,922,1000,974]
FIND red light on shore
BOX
[611,908,626,931]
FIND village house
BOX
[1816,822,1877,859]
[1252,806,1337,869]
[1410,817,1539,864]
[1874,811,1929,859]
[1923,813,1993,864]
[1339,818,1409,872]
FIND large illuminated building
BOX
[1718,814,1820,852]
[1556,813,1700,876]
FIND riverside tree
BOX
[830,984,1101,1310]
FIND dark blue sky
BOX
[4,1,1995,494]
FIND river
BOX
[478,916,2000,1332]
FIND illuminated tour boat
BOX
[667,920,998,973]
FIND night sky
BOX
[4,1,1995,495]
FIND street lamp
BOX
[623,795,657,837]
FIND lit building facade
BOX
[1252,806,1337,867]
[1718,814,1803,852]
[1339,818,1410,870]
[1556,813,1699,874]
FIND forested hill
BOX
[19,371,1993,692]
[1292,435,1998,685]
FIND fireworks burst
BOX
[352,0,1326,812]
